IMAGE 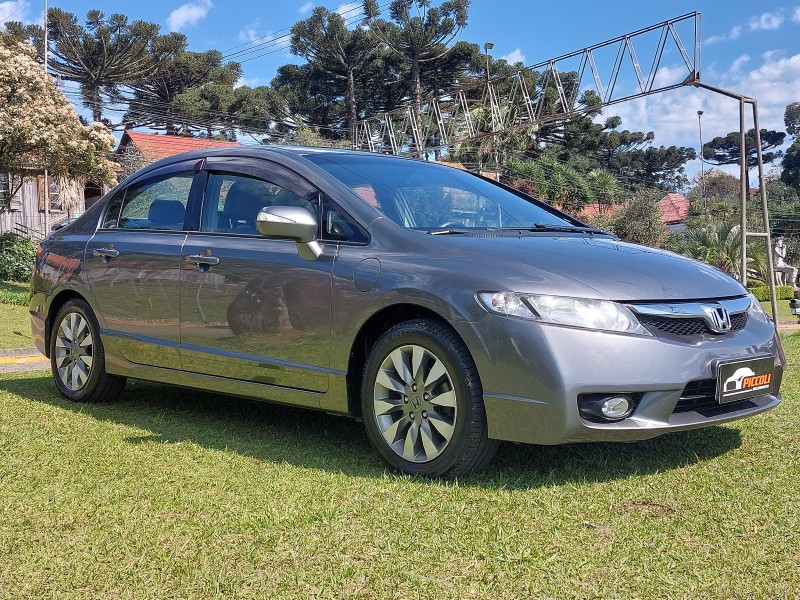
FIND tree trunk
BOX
[347,68,358,148]
[91,86,102,123]
[411,57,423,158]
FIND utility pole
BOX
[43,0,50,237]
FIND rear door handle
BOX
[185,254,220,266]
[93,247,119,258]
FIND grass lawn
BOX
[0,280,28,306]
[0,303,33,349]
[761,298,798,326]
[0,331,798,598]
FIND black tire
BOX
[50,299,126,403]
[361,319,499,478]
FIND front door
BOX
[179,161,333,392]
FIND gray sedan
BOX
[30,147,783,477]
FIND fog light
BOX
[601,396,632,419]
[578,393,640,422]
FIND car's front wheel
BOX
[50,299,126,403]
[361,319,499,478]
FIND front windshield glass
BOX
[305,154,575,231]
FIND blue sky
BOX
[3,0,800,179]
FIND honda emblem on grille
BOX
[702,304,732,333]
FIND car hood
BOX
[435,233,746,302]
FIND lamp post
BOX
[698,109,705,210]
[484,42,493,83]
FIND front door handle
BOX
[185,254,220,266]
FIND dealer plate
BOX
[716,356,775,404]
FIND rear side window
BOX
[106,172,194,231]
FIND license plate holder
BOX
[716,356,774,404]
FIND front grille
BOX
[638,311,748,337]
[674,378,755,414]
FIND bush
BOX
[0,233,37,282]
[749,285,795,301]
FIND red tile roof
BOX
[659,193,689,224]
[578,194,689,225]
[118,130,240,162]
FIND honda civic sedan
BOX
[30,146,783,477]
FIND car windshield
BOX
[305,153,576,231]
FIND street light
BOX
[697,110,705,209]
[484,42,494,83]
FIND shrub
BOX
[749,285,795,301]
[0,233,37,282]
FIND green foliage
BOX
[785,101,800,138]
[0,234,36,283]
[781,139,800,191]
[748,285,795,301]
[587,192,670,248]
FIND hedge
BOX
[0,233,36,283]
[749,285,795,301]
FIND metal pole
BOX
[697,110,704,209]
[43,0,50,237]
[751,100,780,332]
[739,98,747,285]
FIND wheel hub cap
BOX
[372,344,458,463]
[54,312,94,392]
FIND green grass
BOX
[0,335,798,598]
[0,303,33,349]
[0,280,28,306]
[761,298,798,326]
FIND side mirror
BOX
[256,206,322,260]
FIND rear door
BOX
[84,160,200,369]
[179,158,334,392]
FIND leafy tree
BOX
[43,9,165,123]
[363,0,470,110]
[702,128,786,192]
[587,192,670,249]
[0,41,116,211]
[785,102,800,137]
[125,48,241,135]
[290,7,378,143]
[780,139,800,191]
[272,63,347,140]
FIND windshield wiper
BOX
[489,223,605,234]
[428,228,468,235]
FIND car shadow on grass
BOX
[1,374,742,490]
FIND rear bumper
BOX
[30,309,47,357]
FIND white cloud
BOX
[706,25,742,45]
[762,49,784,62]
[501,49,525,65]
[749,11,784,31]
[0,1,30,25]
[604,52,800,183]
[167,0,212,32]
[729,54,751,75]
[793,7,800,23]
[235,77,260,89]
[238,19,273,45]
[335,1,362,18]
[299,1,313,14]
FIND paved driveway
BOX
[0,349,49,374]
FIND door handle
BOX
[185,254,220,266]
[93,247,119,258]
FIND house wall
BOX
[0,175,83,239]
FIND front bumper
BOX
[454,310,783,445]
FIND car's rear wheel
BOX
[50,299,126,403]
[361,319,499,478]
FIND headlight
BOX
[477,292,650,335]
